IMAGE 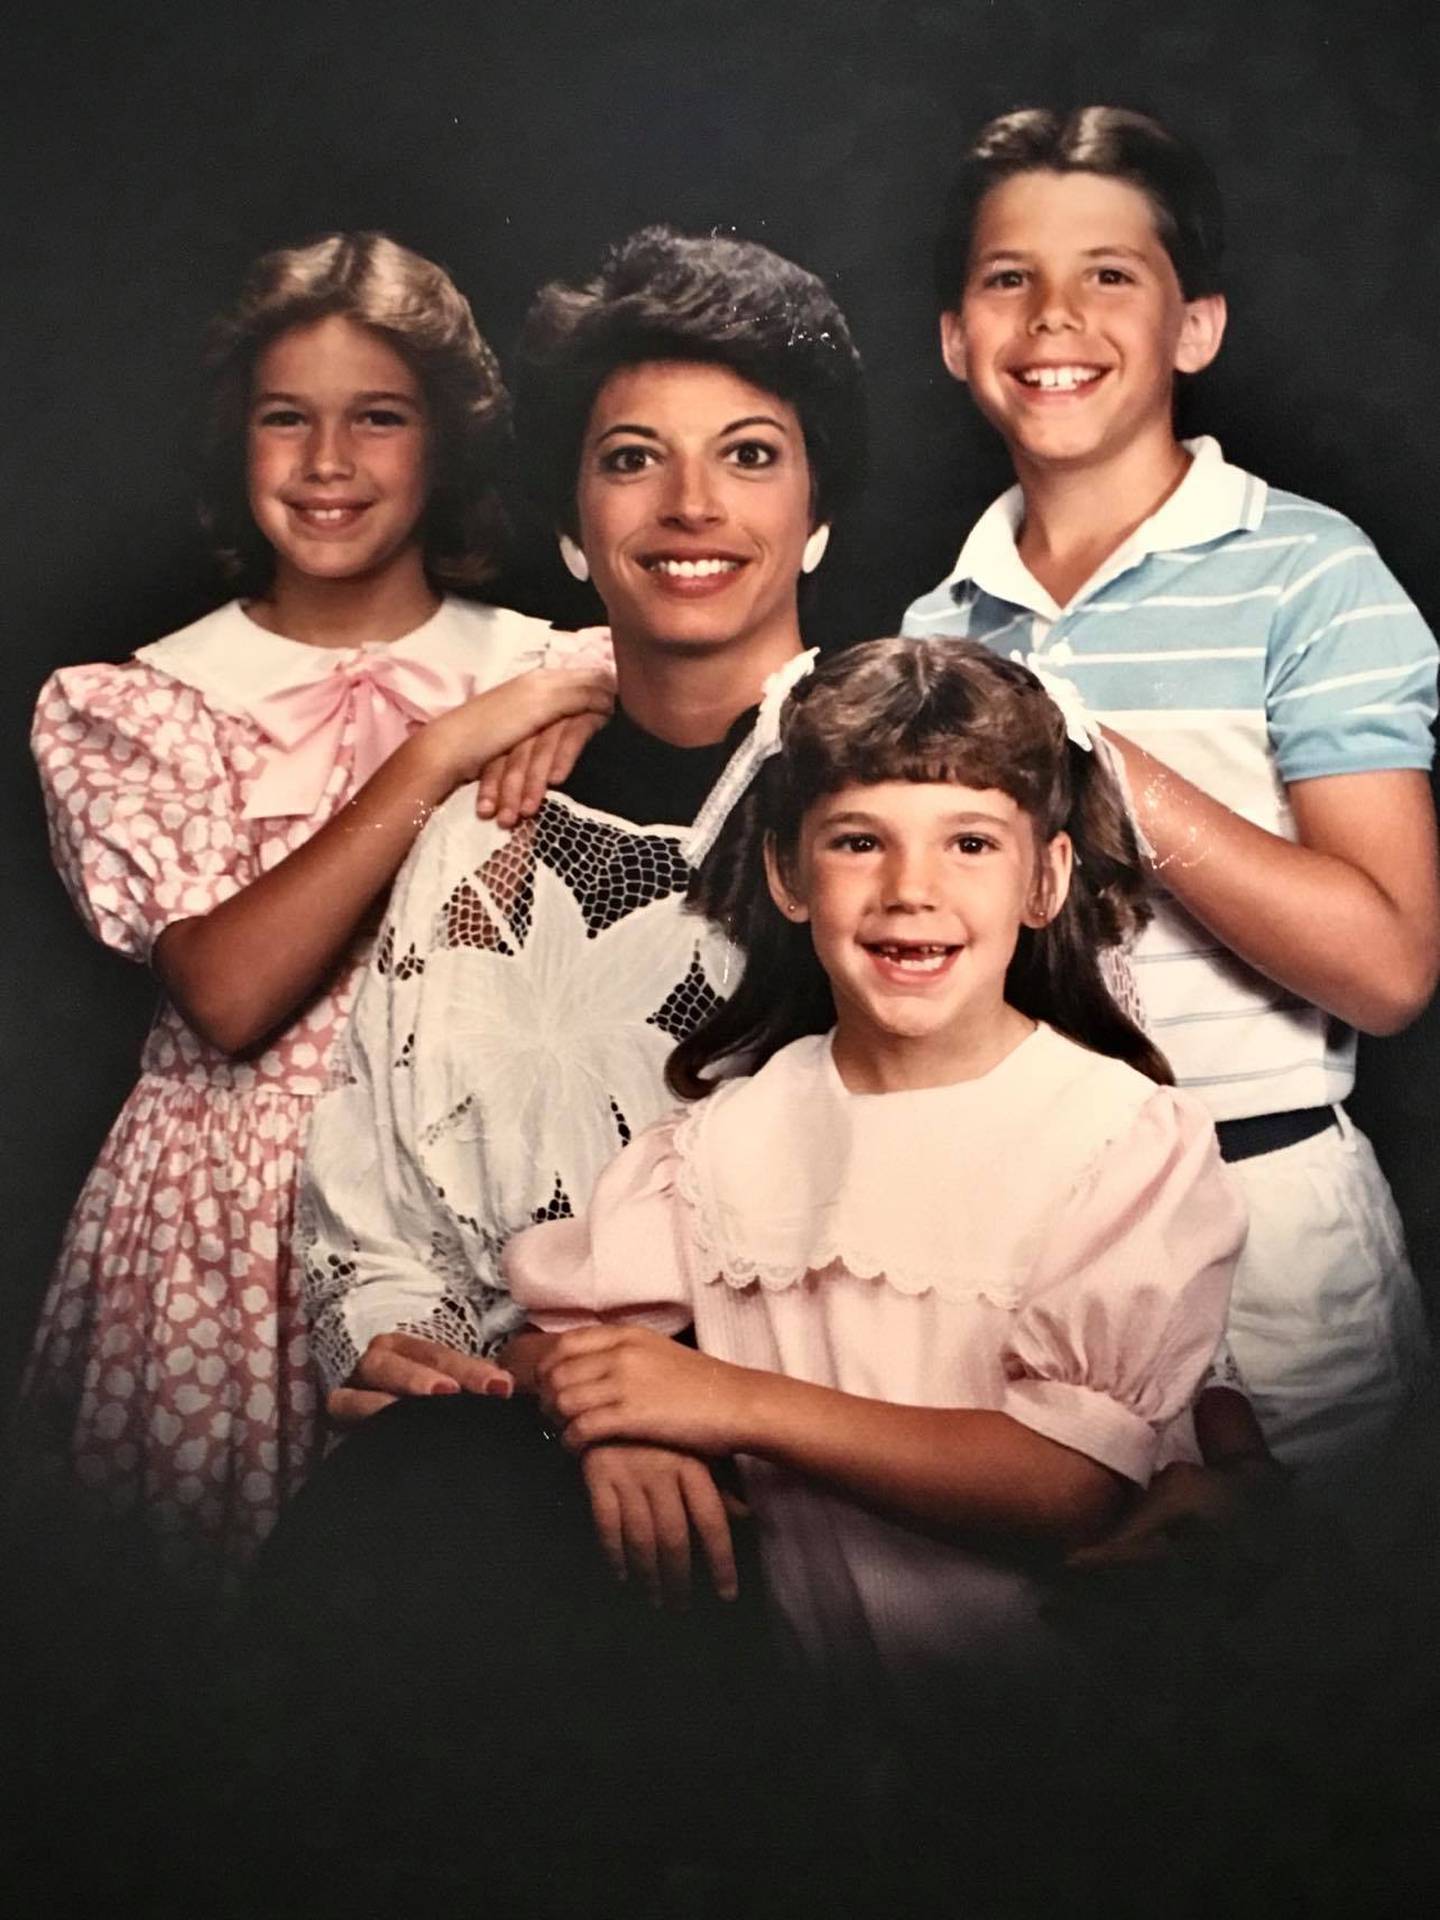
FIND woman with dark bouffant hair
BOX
[297,222,866,1426]
[513,222,867,547]
[21,230,612,1585]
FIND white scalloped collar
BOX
[133,596,556,717]
[674,1024,1156,1301]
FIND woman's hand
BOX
[581,1443,744,1609]
[475,712,608,828]
[327,1330,514,1427]
[418,666,614,798]
[537,1325,753,1457]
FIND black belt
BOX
[1215,1106,1337,1164]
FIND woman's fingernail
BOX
[477,797,495,816]
[429,1379,460,1396]
[484,1376,513,1399]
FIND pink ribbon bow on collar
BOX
[241,649,474,819]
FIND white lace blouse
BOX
[297,786,737,1391]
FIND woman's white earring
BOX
[559,534,590,583]
[800,525,830,575]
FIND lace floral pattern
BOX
[300,788,736,1392]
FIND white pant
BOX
[1226,1111,1433,1468]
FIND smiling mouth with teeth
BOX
[1013,365,1105,392]
[290,504,369,524]
[645,556,744,578]
[866,941,958,974]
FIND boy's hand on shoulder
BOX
[581,1442,745,1609]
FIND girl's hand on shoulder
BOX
[416,666,614,801]
[537,1325,752,1457]
[474,709,608,828]
[581,1442,743,1609]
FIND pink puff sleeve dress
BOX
[505,1023,1247,1694]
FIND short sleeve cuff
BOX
[524,1303,692,1336]
[1003,1377,1159,1486]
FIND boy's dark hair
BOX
[670,634,1171,1099]
[513,225,866,537]
[934,106,1225,309]
[200,231,509,594]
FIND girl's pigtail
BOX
[1009,741,1174,1085]
[668,772,834,1101]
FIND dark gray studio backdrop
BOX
[3,0,1438,1396]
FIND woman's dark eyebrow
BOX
[593,414,789,445]
[593,422,663,444]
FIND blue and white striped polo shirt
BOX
[901,438,1438,1122]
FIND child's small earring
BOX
[559,534,590,583]
[800,525,830,575]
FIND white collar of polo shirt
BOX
[944,438,1266,622]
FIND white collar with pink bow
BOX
[135,597,559,820]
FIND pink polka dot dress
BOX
[21,596,579,1580]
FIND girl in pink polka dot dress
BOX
[21,232,612,1583]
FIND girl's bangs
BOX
[795,729,1051,821]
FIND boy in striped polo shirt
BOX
[903,107,1439,1473]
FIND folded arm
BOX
[157,667,612,1053]
[537,1328,1124,1548]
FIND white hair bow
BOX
[1014,651,1157,860]
[683,648,819,866]
[1012,651,1097,751]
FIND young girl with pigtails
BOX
[20,231,613,1581]
[505,634,1246,1708]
